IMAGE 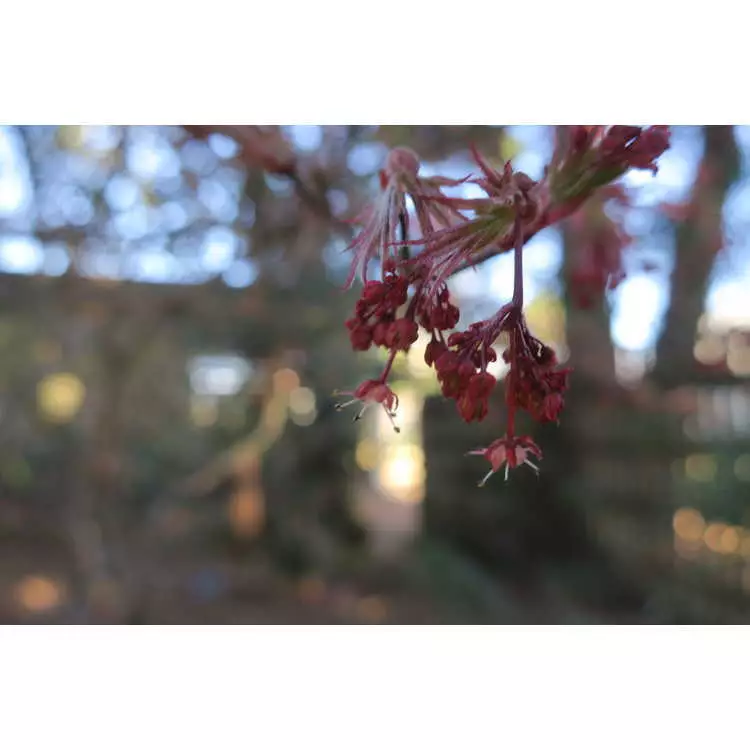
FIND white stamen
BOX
[383,407,401,433]
[335,398,359,411]
[353,403,373,422]
[478,469,494,488]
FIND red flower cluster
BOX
[428,297,570,483]
[431,316,504,421]
[344,260,415,353]
[337,127,671,484]
[503,312,572,425]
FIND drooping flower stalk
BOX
[336,127,671,484]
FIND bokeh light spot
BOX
[37,373,86,423]
[14,576,65,613]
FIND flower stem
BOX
[505,329,518,438]
[398,211,410,262]
[511,204,525,308]
[380,348,398,382]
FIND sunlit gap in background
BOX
[353,345,427,559]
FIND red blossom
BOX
[424,338,448,368]
[334,379,401,432]
[416,284,461,333]
[386,318,419,352]
[468,435,543,485]
[456,372,497,423]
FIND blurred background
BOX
[0,124,748,624]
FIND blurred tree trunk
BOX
[652,126,740,388]
[557,220,618,479]
[548,127,740,614]
[536,223,649,613]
